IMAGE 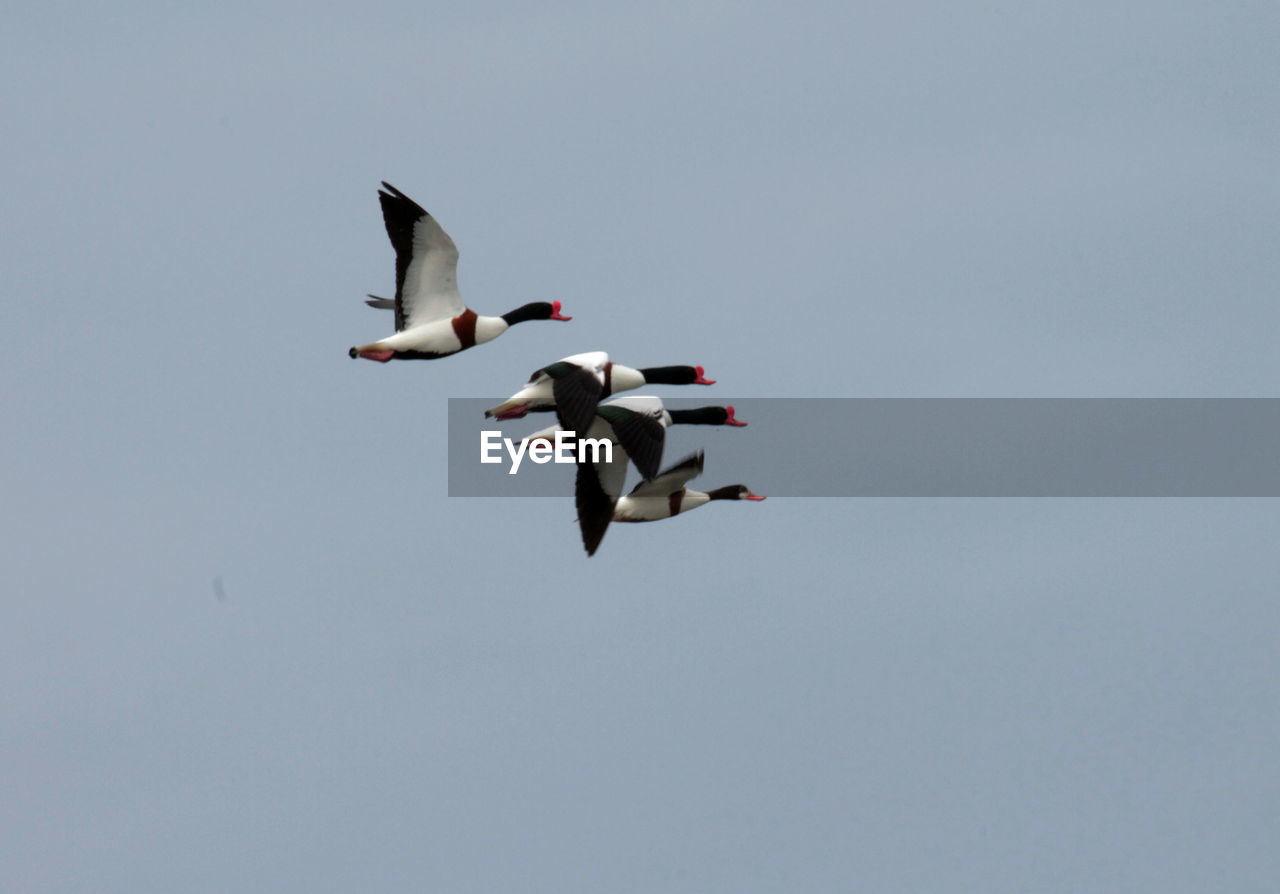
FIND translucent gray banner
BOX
[447,398,1280,497]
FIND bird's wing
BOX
[574,445,631,556]
[627,451,705,497]
[550,366,605,436]
[596,403,665,481]
[533,351,608,380]
[377,182,466,330]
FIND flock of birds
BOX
[349,182,764,555]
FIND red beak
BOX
[549,300,572,321]
[693,365,716,385]
[492,405,530,420]
[724,405,747,427]
[746,493,766,501]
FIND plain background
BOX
[3,2,1278,891]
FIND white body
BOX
[371,314,508,355]
[614,489,711,522]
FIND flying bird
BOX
[349,182,571,361]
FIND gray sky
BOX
[3,1,1278,891]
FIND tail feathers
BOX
[365,294,395,310]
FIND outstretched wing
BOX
[627,451,705,497]
[596,403,665,481]
[550,365,605,436]
[377,182,466,330]
[574,446,631,557]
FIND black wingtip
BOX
[575,463,615,557]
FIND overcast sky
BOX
[3,1,1279,891]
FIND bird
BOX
[518,396,748,555]
[483,350,717,437]
[349,182,571,361]
[612,451,765,523]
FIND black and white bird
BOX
[612,451,764,523]
[521,396,748,555]
[349,182,571,361]
[483,350,716,437]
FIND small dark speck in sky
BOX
[213,576,227,602]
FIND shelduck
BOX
[349,182,571,361]
[613,451,764,523]
[483,351,716,437]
